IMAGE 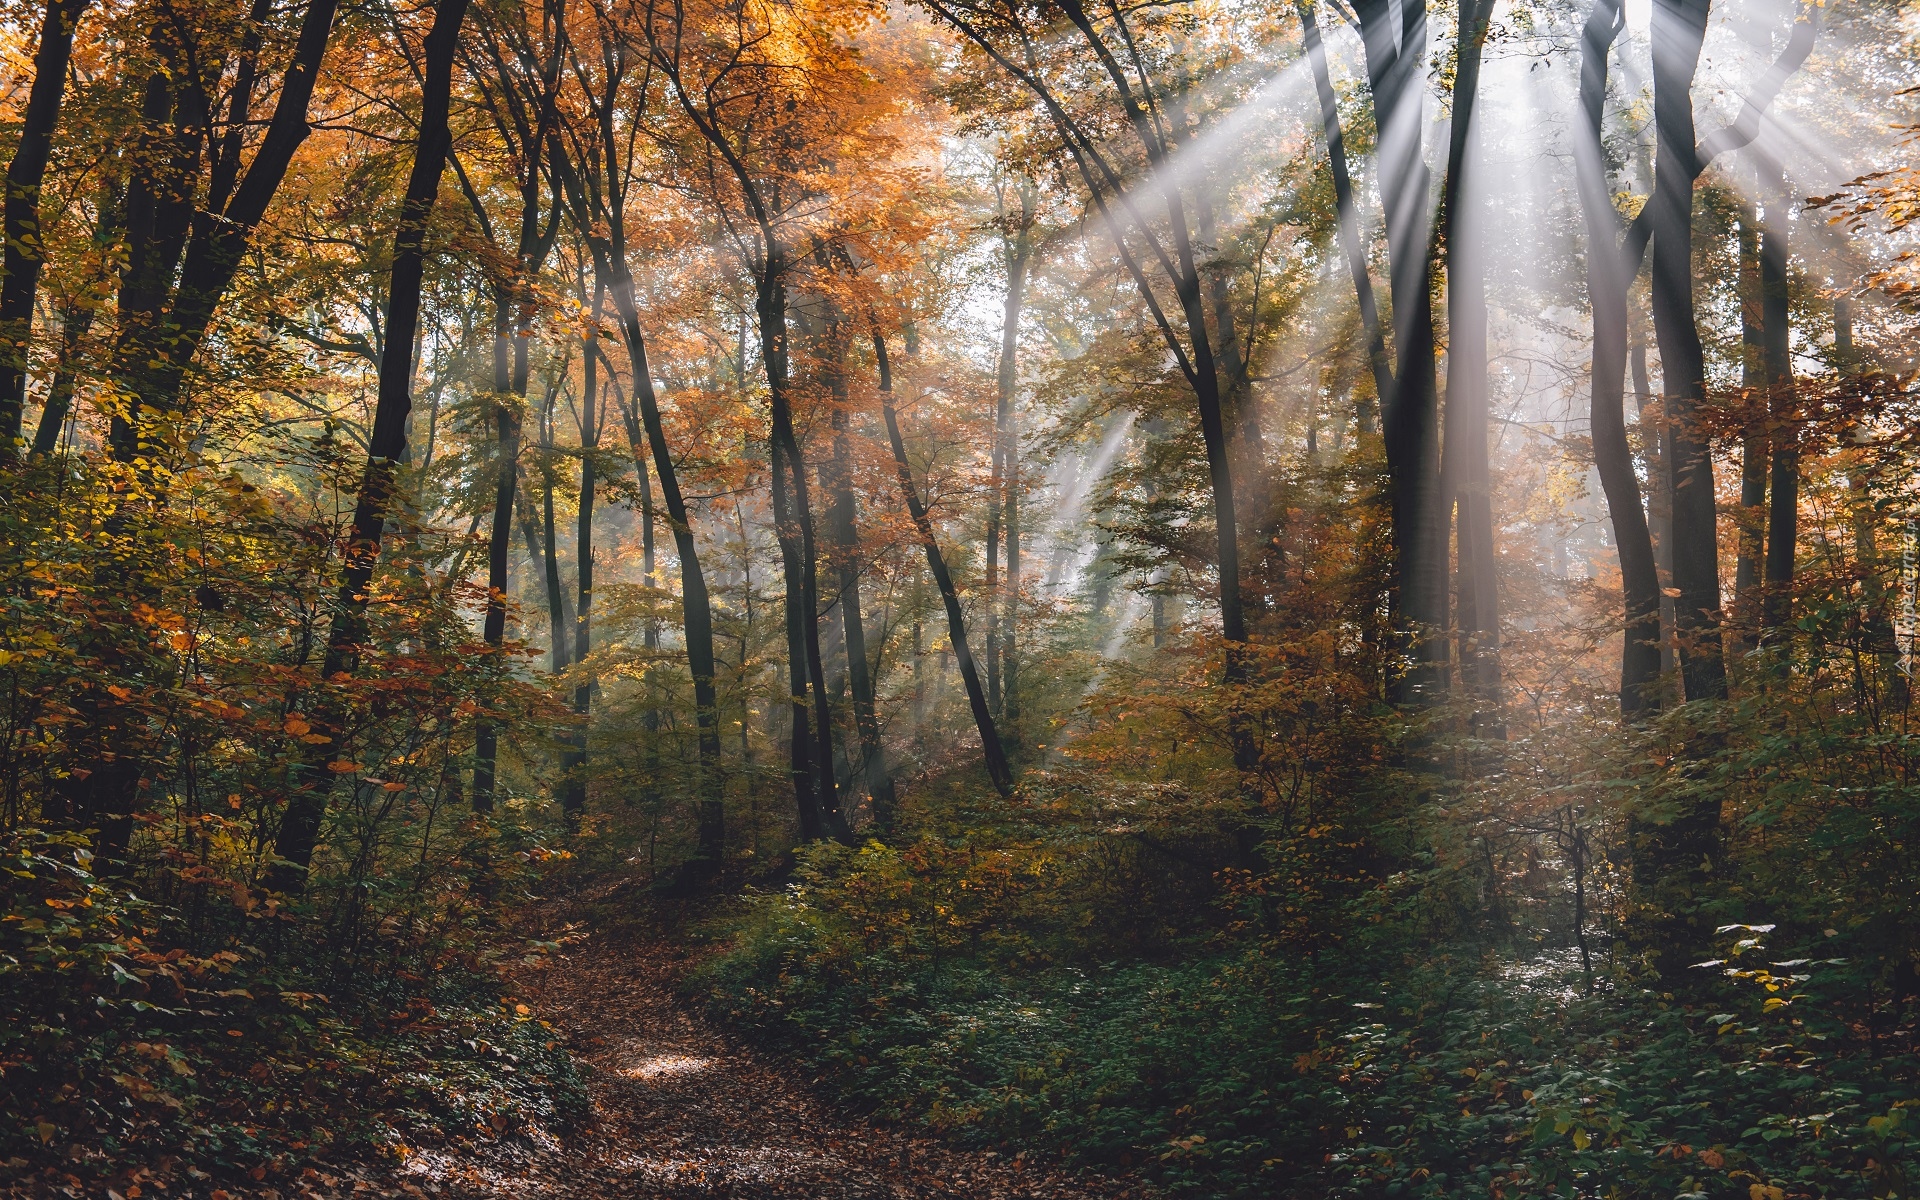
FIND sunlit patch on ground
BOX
[621,1053,715,1081]
[609,1144,834,1186]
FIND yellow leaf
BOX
[1572,1128,1591,1151]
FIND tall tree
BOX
[1347,0,1447,705]
[561,281,607,816]
[814,294,897,828]
[553,5,727,866]
[1733,193,1767,637]
[1577,0,1813,714]
[457,0,568,810]
[646,0,858,842]
[271,0,471,890]
[916,0,1252,716]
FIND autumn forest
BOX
[1,0,1917,1192]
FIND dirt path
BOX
[400,926,1155,1200]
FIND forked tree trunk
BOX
[1574,0,1663,716]
[107,0,342,459]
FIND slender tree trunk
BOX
[875,332,1013,796]
[516,477,572,639]
[912,571,926,748]
[1649,0,1726,705]
[30,296,94,456]
[1734,199,1767,635]
[759,275,849,843]
[1838,300,1904,709]
[563,291,602,816]
[1633,325,1678,682]
[472,293,522,812]
[822,320,897,828]
[1300,0,1392,425]
[540,436,568,673]
[0,0,89,457]
[587,247,726,865]
[989,199,1032,726]
[1760,158,1798,636]
[1004,414,1021,729]
[269,0,468,890]
[1443,0,1503,735]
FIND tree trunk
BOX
[1760,158,1798,636]
[1649,0,1727,705]
[269,0,468,890]
[0,0,90,457]
[107,0,342,457]
[107,67,204,462]
[1004,410,1022,729]
[760,274,849,843]
[1443,0,1503,736]
[563,292,602,817]
[551,110,726,862]
[30,296,94,456]
[822,319,897,829]
[472,293,522,813]
[1733,198,1767,635]
[989,194,1033,727]
[876,332,1013,796]
[1633,325,1678,683]
[1353,0,1447,706]
[1575,0,1664,716]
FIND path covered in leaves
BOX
[403,926,1156,1200]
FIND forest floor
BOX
[390,887,1157,1200]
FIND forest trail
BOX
[399,913,1156,1200]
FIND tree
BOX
[0,0,91,459]
[552,0,729,867]
[272,0,471,890]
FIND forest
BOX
[0,0,1917,1192]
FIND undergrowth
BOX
[0,827,588,1195]
[693,793,1920,1199]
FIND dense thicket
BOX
[1,0,1918,1193]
